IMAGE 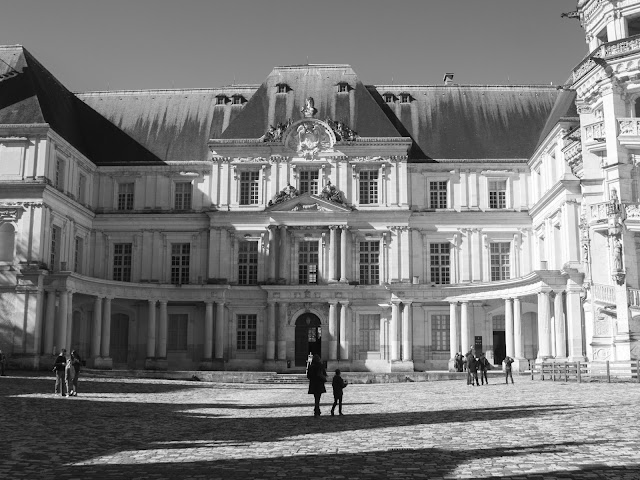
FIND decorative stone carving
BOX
[595,315,611,336]
[292,121,333,158]
[320,180,345,205]
[325,118,358,141]
[593,347,612,361]
[268,183,299,207]
[260,119,293,142]
[301,97,317,118]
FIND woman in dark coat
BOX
[307,354,327,417]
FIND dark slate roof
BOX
[78,86,257,162]
[534,89,578,150]
[368,84,561,160]
[220,65,403,140]
[0,45,163,166]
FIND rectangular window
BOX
[431,314,450,351]
[430,243,450,284]
[298,241,319,284]
[359,170,378,205]
[237,314,257,351]
[492,314,505,331]
[167,314,188,351]
[171,243,190,285]
[50,226,61,271]
[490,242,510,281]
[429,181,447,209]
[113,243,132,282]
[359,241,380,285]
[117,183,134,211]
[488,179,507,209]
[360,314,380,351]
[74,237,83,274]
[174,182,192,210]
[239,171,260,205]
[78,174,87,204]
[238,240,258,285]
[54,158,65,191]
[299,170,319,195]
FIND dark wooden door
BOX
[110,313,129,365]
[493,331,506,366]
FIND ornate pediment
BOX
[267,192,351,212]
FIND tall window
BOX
[359,170,378,204]
[359,241,380,285]
[168,314,188,351]
[488,179,507,209]
[360,314,380,351]
[431,314,450,351]
[237,314,257,351]
[0,224,15,262]
[171,243,190,285]
[50,225,61,271]
[430,243,450,284]
[240,171,260,205]
[299,170,319,195]
[429,181,447,209]
[493,314,505,331]
[174,182,192,210]
[78,174,87,204]
[55,158,65,190]
[238,241,258,285]
[113,243,132,282]
[490,242,510,281]
[298,241,319,284]
[117,183,134,210]
[74,237,83,274]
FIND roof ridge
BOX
[371,84,561,90]
[76,86,260,96]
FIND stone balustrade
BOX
[591,283,615,305]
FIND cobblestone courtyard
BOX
[1,373,639,479]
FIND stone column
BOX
[215,301,225,359]
[65,291,74,352]
[279,226,289,283]
[101,297,111,357]
[390,302,400,361]
[513,297,524,359]
[277,302,288,361]
[505,298,514,358]
[340,226,349,282]
[266,301,276,360]
[268,226,278,281]
[203,302,214,360]
[44,290,56,355]
[33,287,45,355]
[339,301,349,360]
[554,291,567,358]
[566,287,586,361]
[56,290,68,352]
[157,300,168,358]
[328,301,338,360]
[402,302,413,361]
[329,226,337,281]
[147,300,157,358]
[460,301,470,354]
[449,302,459,364]
[92,296,102,359]
[537,291,551,361]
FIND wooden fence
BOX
[532,360,640,383]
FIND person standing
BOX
[64,356,75,398]
[467,353,479,386]
[307,354,327,417]
[478,353,490,385]
[53,349,67,396]
[0,349,6,376]
[504,356,514,384]
[330,369,348,416]
[70,350,82,396]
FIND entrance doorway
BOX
[493,331,506,366]
[110,313,129,366]
[294,313,322,366]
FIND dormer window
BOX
[383,93,395,103]
[232,94,245,105]
[337,82,349,93]
[400,93,412,103]
[276,83,289,94]
[215,95,228,105]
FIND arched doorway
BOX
[295,313,322,366]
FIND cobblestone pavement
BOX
[1,373,640,479]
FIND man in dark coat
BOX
[53,348,67,396]
[307,354,327,416]
[504,356,515,384]
[467,353,479,386]
[478,353,490,385]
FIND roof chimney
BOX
[443,73,454,85]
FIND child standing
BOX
[330,369,348,416]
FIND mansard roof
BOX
[0,45,162,166]
[534,88,579,149]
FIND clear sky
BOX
[0,0,586,92]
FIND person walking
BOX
[504,356,514,384]
[70,350,82,396]
[53,349,67,396]
[330,369,348,416]
[478,353,490,385]
[0,349,6,376]
[64,355,75,398]
[307,354,327,417]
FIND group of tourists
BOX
[52,348,82,397]
[454,349,515,386]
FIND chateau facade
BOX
[1,0,639,373]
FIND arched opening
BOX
[0,223,15,262]
[294,313,322,366]
[110,313,129,366]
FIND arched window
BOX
[0,223,15,262]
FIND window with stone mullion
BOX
[238,241,258,285]
[170,243,190,285]
[299,170,319,195]
[359,170,378,204]
[431,314,450,351]
[429,181,447,209]
[240,171,260,205]
[430,243,450,284]
[359,241,380,285]
[490,242,510,281]
[113,243,132,282]
[488,180,507,209]
[237,314,257,350]
[298,241,318,284]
